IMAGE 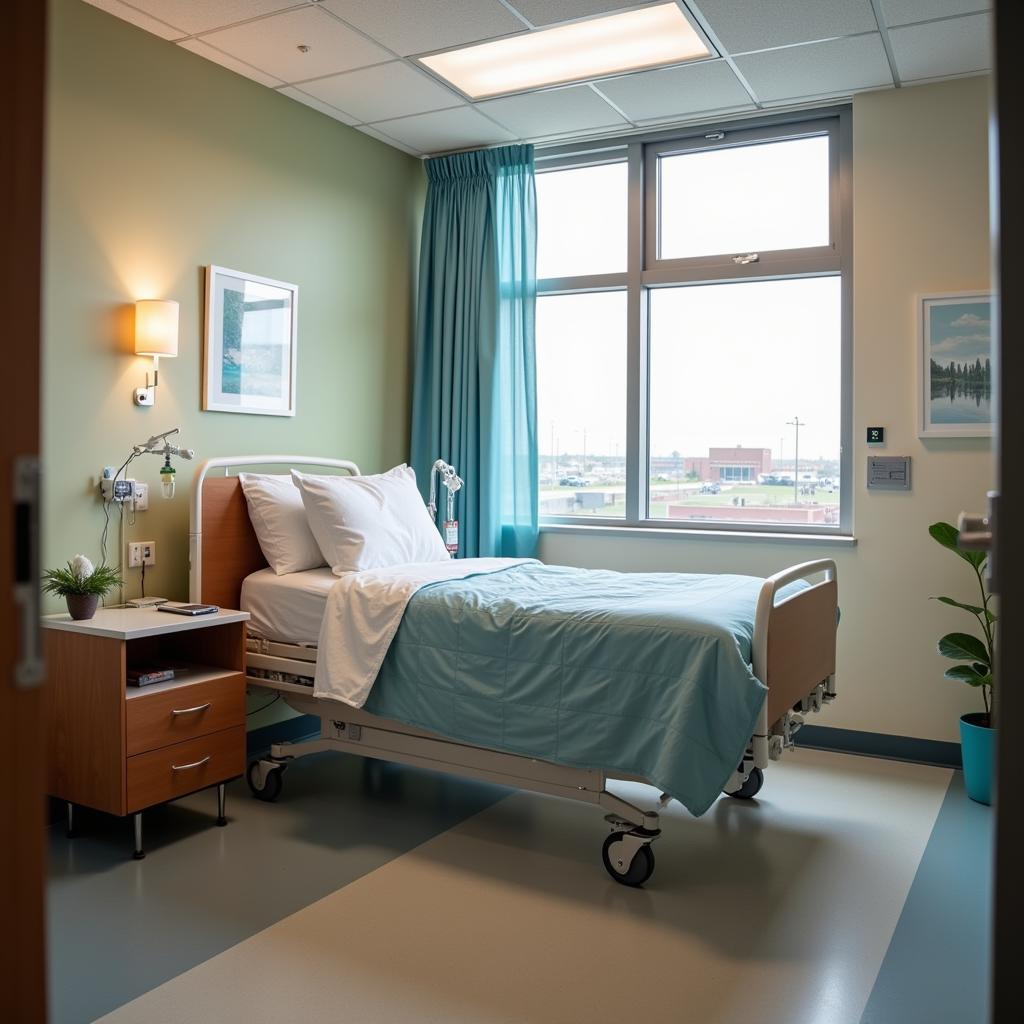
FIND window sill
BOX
[539,522,857,545]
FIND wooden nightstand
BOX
[42,607,250,859]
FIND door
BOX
[990,2,1024,1020]
[0,1,47,1021]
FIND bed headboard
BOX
[189,456,360,608]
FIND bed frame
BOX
[190,456,838,886]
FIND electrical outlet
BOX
[100,476,135,503]
[134,483,149,511]
[128,541,156,568]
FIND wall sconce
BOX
[133,299,179,407]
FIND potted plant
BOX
[42,555,122,621]
[929,521,997,804]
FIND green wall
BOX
[43,0,423,612]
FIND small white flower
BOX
[70,554,94,582]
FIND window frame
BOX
[536,107,853,538]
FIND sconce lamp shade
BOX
[134,300,179,358]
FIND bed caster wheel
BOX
[247,761,283,802]
[601,832,656,887]
[725,766,763,799]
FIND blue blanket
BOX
[363,562,770,816]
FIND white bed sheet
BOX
[240,566,337,645]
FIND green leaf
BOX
[944,665,991,686]
[928,522,987,570]
[937,632,990,664]
[933,596,997,623]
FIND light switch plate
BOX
[867,456,911,490]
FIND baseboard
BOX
[797,725,962,769]
[246,713,320,756]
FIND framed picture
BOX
[918,292,993,438]
[203,265,298,416]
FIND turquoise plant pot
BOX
[959,712,994,806]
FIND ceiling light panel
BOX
[418,4,713,101]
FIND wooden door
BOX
[991,2,1024,1020]
[0,1,48,1021]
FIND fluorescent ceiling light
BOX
[418,4,712,101]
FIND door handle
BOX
[958,513,992,550]
[13,456,44,688]
[958,492,999,592]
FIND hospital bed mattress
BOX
[240,567,336,646]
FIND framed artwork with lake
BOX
[203,265,298,416]
[918,292,993,438]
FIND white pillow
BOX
[292,465,450,574]
[238,473,326,576]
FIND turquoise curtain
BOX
[411,144,538,558]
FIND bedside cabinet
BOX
[42,607,250,859]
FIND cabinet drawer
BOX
[126,726,244,813]
[126,674,244,755]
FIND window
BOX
[537,291,627,517]
[535,113,850,535]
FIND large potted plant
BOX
[929,521,997,804]
[42,555,122,621]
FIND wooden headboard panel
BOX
[198,477,266,609]
[190,457,360,608]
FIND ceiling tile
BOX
[735,33,893,102]
[695,0,878,54]
[597,59,751,120]
[278,85,360,124]
[509,1,645,26]
[369,106,516,155]
[881,0,989,27]
[319,0,526,57]
[889,13,992,80]
[300,62,463,122]
[178,38,285,87]
[127,0,300,36]
[201,7,390,83]
[632,104,756,126]
[355,124,423,156]
[478,85,628,137]
[82,0,185,40]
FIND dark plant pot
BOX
[960,712,994,806]
[66,593,99,621]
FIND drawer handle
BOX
[171,702,212,716]
[171,755,211,772]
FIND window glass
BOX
[536,291,627,517]
[658,136,830,260]
[537,162,627,278]
[647,276,841,526]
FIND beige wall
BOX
[542,76,994,743]
[44,0,422,611]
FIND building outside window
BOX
[535,111,852,535]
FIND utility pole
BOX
[787,416,804,505]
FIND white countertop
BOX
[42,606,250,640]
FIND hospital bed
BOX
[190,456,838,886]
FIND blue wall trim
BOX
[246,714,320,756]
[798,724,962,768]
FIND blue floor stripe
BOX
[860,771,992,1024]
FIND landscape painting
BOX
[919,293,992,438]
[203,265,298,417]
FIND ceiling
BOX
[83,0,993,157]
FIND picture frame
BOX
[203,265,298,417]
[918,292,993,438]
